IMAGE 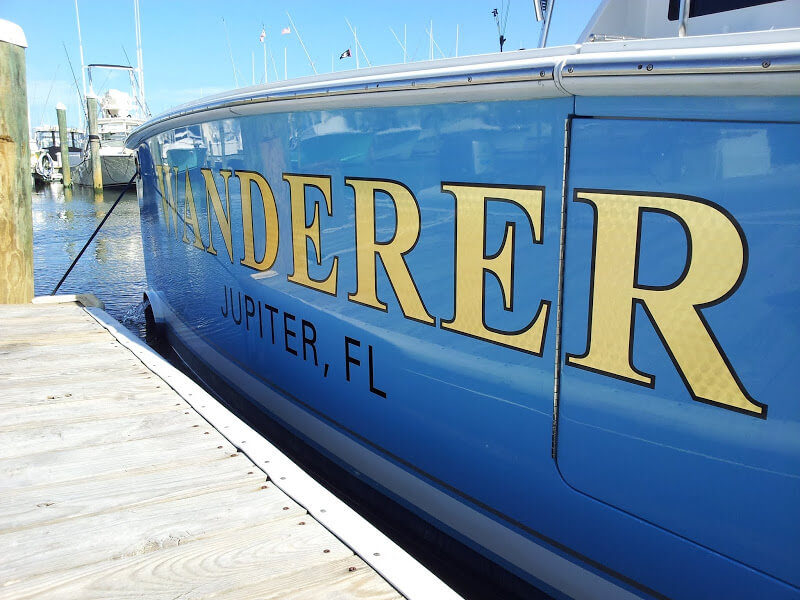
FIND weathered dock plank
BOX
[1,410,203,459]
[0,392,184,427]
[1,485,307,580]
[0,456,262,532]
[0,300,458,600]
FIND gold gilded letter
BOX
[566,190,766,418]
[283,173,338,295]
[155,164,180,238]
[440,183,549,355]
[236,170,279,271]
[182,171,205,250]
[200,168,234,263]
[345,177,434,324]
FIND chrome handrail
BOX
[678,0,692,37]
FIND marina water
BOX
[32,183,147,338]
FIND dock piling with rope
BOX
[86,94,103,197]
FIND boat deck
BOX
[0,299,458,599]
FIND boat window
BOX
[35,131,57,148]
[101,132,128,144]
[668,0,784,20]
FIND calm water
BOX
[32,182,148,338]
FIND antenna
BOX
[122,46,148,116]
[222,17,239,87]
[261,23,268,84]
[286,12,317,75]
[345,18,371,68]
[270,48,279,82]
[63,42,87,129]
[424,24,446,59]
[354,24,359,69]
[74,0,87,99]
[389,26,407,63]
[133,0,144,108]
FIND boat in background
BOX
[30,124,86,184]
[73,66,147,188]
[127,1,800,598]
[72,0,147,188]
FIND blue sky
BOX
[4,0,601,130]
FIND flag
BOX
[281,27,290,34]
[259,28,265,42]
[339,48,351,59]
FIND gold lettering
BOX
[236,170,279,271]
[566,190,765,418]
[346,177,434,324]
[283,173,338,295]
[440,183,549,355]
[182,170,205,250]
[155,164,180,238]
[200,168,234,263]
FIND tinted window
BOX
[669,0,785,20]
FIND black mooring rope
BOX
[50,171,139,296]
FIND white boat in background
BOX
[72,0,147,188]
[30,125,86,184]
[72,66,147,188]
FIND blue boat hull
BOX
[132,89,800,599]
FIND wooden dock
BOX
[0,299,461,600]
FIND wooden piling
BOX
[86,95,103,195]
[0,20,33,304]
[56,103,72,188]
